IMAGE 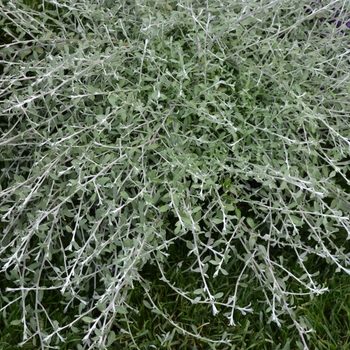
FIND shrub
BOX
[1,0,350,349]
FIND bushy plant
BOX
[1,0,350,349]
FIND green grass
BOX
[1,0,350,349]
[2,246,349,349]
[104,246,350,350]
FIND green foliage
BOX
[1,0,350,349]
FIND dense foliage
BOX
[1,0,350,349]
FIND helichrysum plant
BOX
[1,0,350,349]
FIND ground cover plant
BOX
[1,0,350,349]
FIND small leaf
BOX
[96,115,106,122]
[159,205,170,213]
[96,177,110,185]
[225,204,236,212]
[182,216,193,228]
[220,268,228,275]
[249,235,256,250]
[143,300,152,309]
[120,191,129,200]
[49,173,59,180]
[214,292,224,299]
[235,208,241,219]
[247,217,255,228]
[193,288,204,295]
[82,317,94,323]
[258,245,267,256]
[147,142,159,150]
[290,215,303,227]
[108,95,117,106]
[106,331,116,347]
[10,320,22,326]
[192,297,201,304]
[115,306,128,314]
[0,205,11,212]
[71,326,79,334]
[151,308,163,315]
[209,259,220,266]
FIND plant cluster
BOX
[1,0,350,349]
